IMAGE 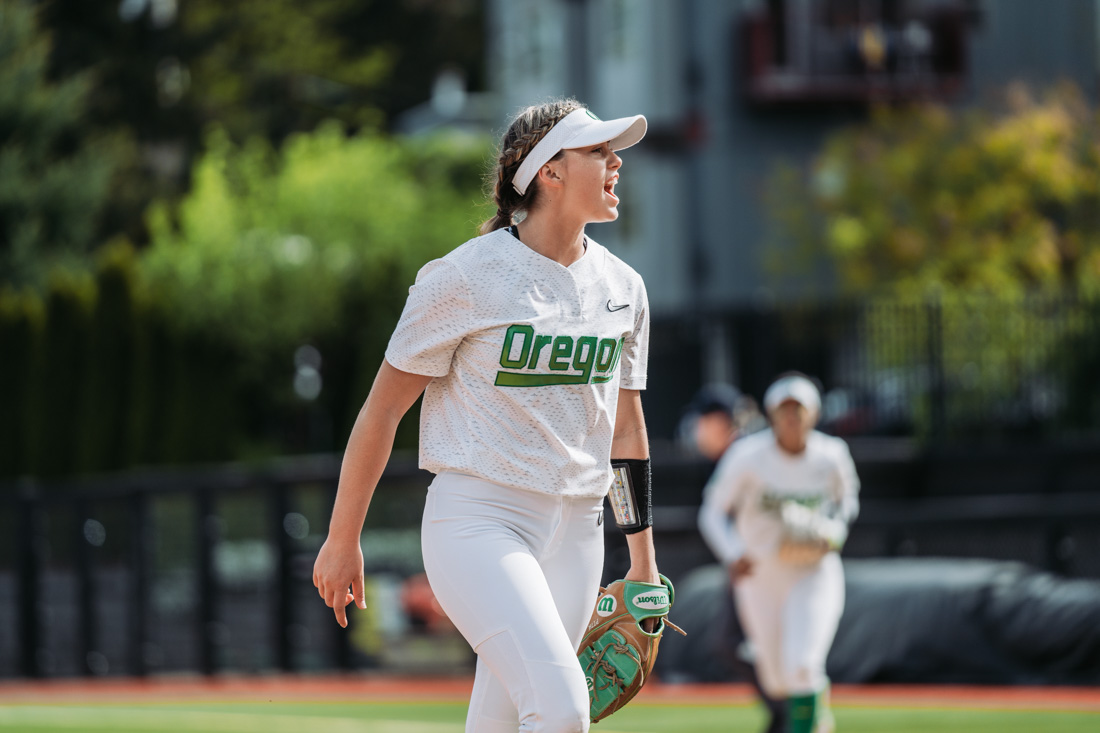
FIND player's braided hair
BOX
[479,98,584,235]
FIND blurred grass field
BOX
[1,701,1097,733]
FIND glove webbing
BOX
[584,640,641,702]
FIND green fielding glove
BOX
[577,575,686,723]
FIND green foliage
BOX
[139,124,487,451]
[769,84,1100,298]
[142,122,487,361]
[0,0,489,477]
[171,0,485,140]
[764,86,1100,438]
[0,0,118,285]
[34,0,485,249]
[177,0,392,139]
[0,286,43,476]
[33,268,95,476]
[0,124,489,478]
[76,242,149,471]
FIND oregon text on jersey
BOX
[495,324,625,387]
[759,491,826,515]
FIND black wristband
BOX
[608,458,653,535]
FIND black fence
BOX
[646,295,1100,444]
[6,295,1098,485]
[4,441,1100,680]
[0,456,430,680]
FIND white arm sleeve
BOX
[697,448,747,565]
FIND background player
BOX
[698,373,860,733]
[684,384,786,733]
[312,98,660,733]
[686,382,765,459]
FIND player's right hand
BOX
[728,556,754,583]
[312,536,367,628]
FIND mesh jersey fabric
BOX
[386,227,649,498]
[699,430,860,564]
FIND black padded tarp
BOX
[656,558,1100,685]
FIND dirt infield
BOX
[0,676,1097,712]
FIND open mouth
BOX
[604,176,619,201]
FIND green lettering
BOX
[594,338,617,372]
[497,329,627,387]
[527,334,553,369]
[500,324,534,368]
[592,338,625,384]
[495,372,590,387]
[609,337,624,371]
[573,336,598,384]
[548,336,573,371]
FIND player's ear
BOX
[538,160,565,189]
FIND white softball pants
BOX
[421,472,605,733]
[734,553,845,698]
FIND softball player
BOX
[685,385,785,733]
[313,98,660,733]
[698,373,860,733]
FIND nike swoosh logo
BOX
[606,300,629,312]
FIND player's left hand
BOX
[624,563,660,586]
[624,563,661,630]
[578,574,684,723]
[623,526,660,627]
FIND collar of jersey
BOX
[498,227,603,285]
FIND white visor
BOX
[764,375,822,415]
[511,108,647,195]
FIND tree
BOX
[140,122,490,452]
[766,85,1100,437]
[0,0,119,285]
[333,0,486,122]
[768,84,1100,299]
[38,0,487,246]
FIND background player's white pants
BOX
[421,472,605,733]
[734,553,844,698]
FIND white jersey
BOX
[698,429,860,564]
[385,227,649,498]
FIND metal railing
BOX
[647,295,1100,444]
